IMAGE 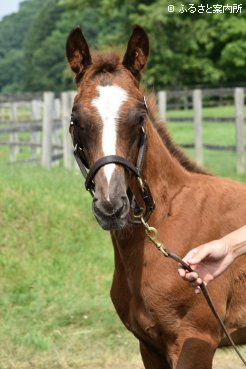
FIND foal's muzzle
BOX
[93,192,130,230]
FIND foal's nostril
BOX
[122,196,129,214]
[114,196,128,217]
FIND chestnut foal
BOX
[66,25,246,369]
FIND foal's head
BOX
[66,26,149,230]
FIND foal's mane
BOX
[88,53,208,176]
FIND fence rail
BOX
[157,87,245,171]
[0,87,245,172]
[0,92,66,166]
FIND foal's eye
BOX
[73,118,85,132]
[138,114,146,125]
[74,118,80,127]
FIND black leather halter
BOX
[70,97,155,223]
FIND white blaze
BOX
[92,85,127,185]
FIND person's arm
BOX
[178,225,246,293]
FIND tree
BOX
[0,0,42,91]
[0,0,245,92]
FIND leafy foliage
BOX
[0,0,246,92]
[0,0,42,92]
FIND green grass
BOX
[0,164,140,369]
[166,104,246,118]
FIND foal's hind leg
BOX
[140,342,171,369]
[170,337,216,369]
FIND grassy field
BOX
[0,164,138,369]
[1,110,246,368]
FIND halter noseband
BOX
[70,96,155,223]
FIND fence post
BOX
[235,88,245,173]
[31,99,40,161]
[53,98,62,160]
[193,89,203,165]
[54,98,61,120]
[158,91,167,122]
[42,92,54,167]
[61,91,74,169]
[9,102,19,162]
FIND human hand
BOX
[178,239,233,293]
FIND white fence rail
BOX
[157,87,245,171]
[0,91,74,169]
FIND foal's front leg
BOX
[169,336,216,369]
[140,342,171,369]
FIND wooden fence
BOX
[157,88,245,172]
[0,88,245,173]
[0,91,75,169]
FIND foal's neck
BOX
[111,120,190,267]
[143,120,190,226]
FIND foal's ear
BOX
[122,25,149,80]
[66,26,92,76]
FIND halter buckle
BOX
[73,143,79,155]
[143,96,148,113]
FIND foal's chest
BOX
[114,288,162,346]
[111,261,179,348]
[110,235,183,347]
